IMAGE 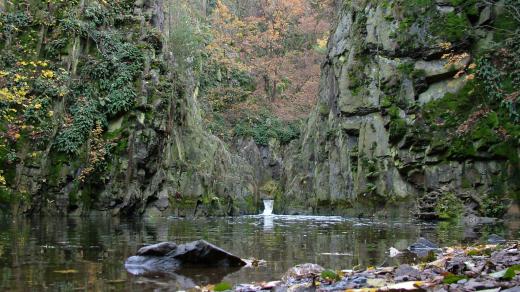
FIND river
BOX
[0,215,514,291]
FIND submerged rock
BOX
[125,240,246,276]
[488,234,507,244]
[408,238,440,257]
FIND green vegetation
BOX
[55,9,145,154]
[395,0,479,49]
[260,180,283,200]
[214,282,233,291]
[388,105,407,143]
[443,273,468,284]
[434,12,471,42]
[503,265,520,281]
[234,111,301,145]
[321,270,341,282]
[435,192,464,220]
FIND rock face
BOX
[125,240,246,275]
[1,0,262,216]
[280,0,519,218]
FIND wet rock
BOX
[478,5,493,26]
[395,264,421,281]
[352,276,368,285]
[446,257,466,274]
[137,242,177,256]
[408,238,439,251]
[488,234,506,244]
[125,240,246,275]
[463,279,498,290]
[171,240,246,267]
[281,263,324,282]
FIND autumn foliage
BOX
[206,0,333,121]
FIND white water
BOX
[261,199,274,216]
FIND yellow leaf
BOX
[42,70,55,79]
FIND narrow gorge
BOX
[0,0,518,222]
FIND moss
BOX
[443,273,468,284]
[434,12,471,42]
[321,270,340,282]
[389,118,407,143]
[381,96,394,108]
[214,282,232,291]
[48,156,68,185]
[397,63,426,79]
[0,188,13,205]
[387,105,408,143]
[423,81,478,127]
[68,182,80,208]
[490,142,519,163]
[114,138,129,155]
[318,102,330,116]
[493,13,519,42]
[244,194,258,213]
[447,138,476,159]
[451,0,478,15]
[461,177,472,189]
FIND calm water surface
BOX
[0,215,516,291]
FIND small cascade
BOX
[261,199,274,216]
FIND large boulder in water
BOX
[136,242,177,256]
[125,240,246,276]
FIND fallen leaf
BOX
[366,278,386,287]
[380,281,423,291]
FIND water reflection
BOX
[0,215,514,291]
[263,215,274,230]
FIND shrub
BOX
[435,192,464,220]
[234,112,301,145]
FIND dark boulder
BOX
[136,242,177,256]
[125,240,246,276]
[171,240,246,267]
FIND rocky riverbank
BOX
[230,240,520,292]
